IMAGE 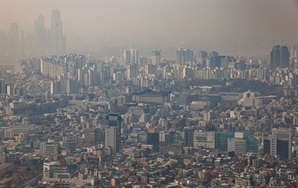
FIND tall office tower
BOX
[123,49,131,64]
[105,114,122,155]
[130,49,138,64]
[10,23,19,50]
[127,63,138,79]
[176,48,193,65]
[20,30,25,56]
[105,126,118,155]
[0,79,4,94]
[196,51,208,66]
[0,31,8,52]
[34,14,47,48]
[264,128,292,160]
[270,45,290,70]
[183,127,194,147]
[146,128,159,152]
[176,49,183,64]
[51,9,66,54]
[151,50,161,66]
[123,48,138,65]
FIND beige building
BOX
[193,131,215,149]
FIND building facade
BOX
[264,128,292,160]
[105,114,122,155]
[270,45,290,70]
[193,131,215,149]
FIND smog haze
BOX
[1,0,297,58]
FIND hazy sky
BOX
[1,0,297,57]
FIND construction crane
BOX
[43,151,79,188]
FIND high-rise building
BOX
[0,79,4,94]
[183,127,194,147]
[127,63,138,79]
[51,9,66,54]
[105,126,118,155]
[10,23,19,50]
[176,48,193,65]
[123,48,138,64]
[140,56,151,66]
[270,45,290,70]
[208,51,219,57]
[196,51,208,67]
[66,79,79,94]
[105,114,121,155]
[263,128,292,160]
[151,50,161,66]
[145,63,156,75]
[34,14,47,48]
[50,81,60,95]
[146,128,159,152]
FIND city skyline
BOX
[1,0,297,58]
[1,1,298,187]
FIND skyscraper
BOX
[34,14,46,48]
[263,128,292,160]
[270,45,290,70]
[127,63,138,79]
[123,48,138,65]
[176,48,193,65]
[147,128,159,152]
[10,23,19,50]
[105,114,122,155]
[145,63,156,75]
[151,50,161,66]
[0,79,4,94]
[105,126,118,155]
[51,9,66,54]
[183,127,194,147]
[196,51,207,67]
